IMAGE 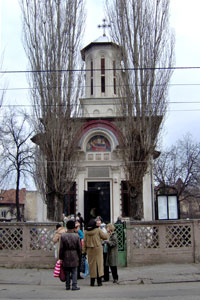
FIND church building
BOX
[71,34,154,223]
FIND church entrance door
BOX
[84,182,110,224]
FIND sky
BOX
[0,0,200,152]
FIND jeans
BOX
[64,267,78,289]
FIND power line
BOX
[1,83,200,92]
[1,66,200,74]
[1,101,200,107]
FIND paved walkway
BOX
[1,263,200,286]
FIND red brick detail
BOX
[81,120,122,143]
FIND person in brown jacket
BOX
[83,219,108,287]
[53,223,67,259]
[59,220,81,291]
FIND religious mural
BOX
[86,135,111,152]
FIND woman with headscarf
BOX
[83,219,108,287]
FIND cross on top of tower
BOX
[98,19,111,37]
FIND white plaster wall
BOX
[84,45,121,99]
[25,191,47,222]
[76,169,87,216]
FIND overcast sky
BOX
[1,0,200,150]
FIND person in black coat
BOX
[59,220,81,291]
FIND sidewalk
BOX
[1,263,200,286]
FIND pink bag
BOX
[53,260,61,278]
[53,259,66,282]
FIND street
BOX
[1,282,200,300]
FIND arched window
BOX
[86,135,111,152]
[101,58,105,93]
[91,60,93,95]
[113,60,116,94]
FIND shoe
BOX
[66,287,70,290]
[98,282,102,286]
[90,278,95,286]
[72,287,80,291]
[113,279,118,283]
[97,277,102,286]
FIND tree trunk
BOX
[46,193,55,221]
[129,185,143,220]
[54,194,64,222]
[15,171,21,222]
[46,193,63,222]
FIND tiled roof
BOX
[0,188,26,204]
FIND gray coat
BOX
[59,232,81,267]
[106,231,118,267]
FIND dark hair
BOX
[86,219,97,231]
[56,223,62,229]
[67,220,75,230]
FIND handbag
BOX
[53,259,66,282]
[59,263,66,282]
[80,254,86,273]
[84,257,90,278]
[53,259,61,278]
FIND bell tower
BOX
[80,30,122,118]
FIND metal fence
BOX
[115,223,127,267]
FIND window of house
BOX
[101,58,105,93]
[1,210,6,218]
[121,181,130,217]
[157,195,179,220]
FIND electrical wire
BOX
[1,83,200,92]
[1,66,200,74]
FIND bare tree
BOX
[106,0,175,219]
[0,54,6,108]
[154,134,200,200]
[0,110,35,221]
[20,0,86,221]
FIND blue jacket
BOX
[78,229,84,240]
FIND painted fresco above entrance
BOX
[86,135,111,152]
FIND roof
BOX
[81,35,120,61]
[93,35,111,43]
[0,188,26,204]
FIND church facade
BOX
[69,35,155,223]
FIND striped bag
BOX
[53,259,61,278]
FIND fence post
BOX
[193,220,200,263]
[126,221,132,266]
[22,223,30,252]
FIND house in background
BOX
[0,189,26,222]
[0,189,47,222]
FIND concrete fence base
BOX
[126,219,200,266]
[0,220,200,268]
